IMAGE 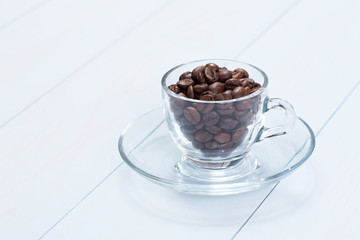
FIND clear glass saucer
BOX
[118,108,315,195]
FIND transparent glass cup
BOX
[161,59,296,180]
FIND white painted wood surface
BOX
[0,0,359,239]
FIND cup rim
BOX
[161,59,268,103]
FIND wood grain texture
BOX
[0,0,294,239]
[0,0,168,126]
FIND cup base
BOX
[175,153,259,182]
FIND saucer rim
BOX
[118,108,316,191]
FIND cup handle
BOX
[255,98,297,142]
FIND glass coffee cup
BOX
[162,59,296,181]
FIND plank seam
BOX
[0,0,52,32]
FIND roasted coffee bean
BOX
[234,109,251,121]
[232,86,246,98]
[218,118,238,130]
[168,84,181,94]
[179,71,192,80]
[233,68,249,78]
[170,96,187,115]
[240,78,252,88]
[204,66,219,84]
[223,90,233,95]
[204,140,218,150]
[225,78,242,90]
[177,79,194,90]
[219,141,233,150]
[202,111,219,126]
[215,92,232,101]
[192,102,214,113]
[205,125,222,134]
[217,102,233,109]
[195,130,213,142]
[218,68,233,82]
[205,63,219,71]
[181,125,197,133]
[192,141,204,149]
[191,66,206,83]
[187,85,195,99]
[236,99,252,110]
[214,132,231,143]
[193,83,208,93]
[184,107,201,124]
[250,85,261,94]
[237,110,254,123]
[217,106,235,115]
[244,86,251,95]
[200,94,215,101]
[180,116,194,126]
[208,82,225,94]
[232,71,244,79]
[232,127,247,142]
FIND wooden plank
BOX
[235,85,360,240]
[0,0,49,29]
[0,0,293,239]
[39,0,360,239]
[0,0,168,126]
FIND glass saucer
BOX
[118,108,315,195]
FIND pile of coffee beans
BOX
[167,63,262,157]
[168,63,261,100]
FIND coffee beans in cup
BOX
[167,63,262,156]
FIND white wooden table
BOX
[1,0,359,239]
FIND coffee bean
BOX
[168,84,181,94]
[215,92,232,101]
[233,68,249,78]
[232,86,246,98]
[250,85,261,94]
[205,125,222,134]
[240,78,254,88]
[205,63,219,71]
[219,141,233,150]
[195,130,213,142]
[191,66,206,83]
[192,141,204,149]
[208,82,224,94]
[202,111,219,126]
[237,110,254,123]
[218,118,238,130]
[187,85,195,99]
[200,94,216,101]
[217,106,235,115]
[179,71,192,80]
[204,66,220,84]
[217,102,233,109]
[218,68,233,82]
[193,83,208,93]
[236,99,252,110]
[214,132,231,143]
[192,102,214,113]
[244,86,251,95]
[204,140,218,150]
[181,125,197,133]
[234,109,250,121]
[184,107,201,124]
[225,78,242,90]
[232,127,247,142]
[180,116,194,126]
[177,79,194,90]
